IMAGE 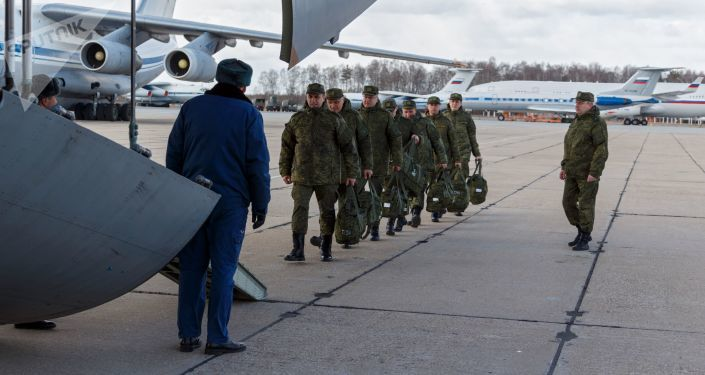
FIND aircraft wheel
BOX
[641,119,648,126]
[73,103,85,120]
[82,104,96,121]
[118,104,131,122]
[497,114,505,121]
[105,104,119,122]
[623,118,632,125]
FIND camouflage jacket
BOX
[397,113,448,171]
[333,98,373,179]
[359,101,403,176]
[279,106,360,185]
[561,105,608,178]
[427,112,462,164]
[445,106,481,160]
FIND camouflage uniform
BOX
[397,102,448,214]
[445,93,481,177]
[561,96,608,236]
[360,93,403,201]
[426,96,462,220]
[279,90,360,238]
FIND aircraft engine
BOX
[601,105,643,119]
[80,40,142,75]
[164,48,217,82]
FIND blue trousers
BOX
[177,205,248,344]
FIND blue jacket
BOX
[166,85,270,215]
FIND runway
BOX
[2,107,705,374]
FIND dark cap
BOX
[576,91,595,102]
[32,74,61,100]
[362,85,379,96]
[402,100,417,109]
[307,83,325,95]
[215,58,253,87]
[449,93,463,101]
[382,98,397,109]
[427,96,441,105]
[325,88,344,100]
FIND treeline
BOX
[254,57,705,97]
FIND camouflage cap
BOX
[362,85,379,96]
[307,83,325,95]
[427,96,441,105]
[449,93,463,101]
[576,91,595,102]
[402,100,417,109]
[325,88,344,100]
[382,98,397,109]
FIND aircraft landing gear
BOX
[624,118,648,126]
[497,114,505,121]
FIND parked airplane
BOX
[131,82,207,107]
[439,68,701,125]
[345,68,479,109]
[0,0,460,121]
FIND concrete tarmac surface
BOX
[2,107,705,375]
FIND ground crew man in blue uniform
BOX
[166,59,271,355]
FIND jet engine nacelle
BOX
[164,48,217,82]
[80,40,142,75]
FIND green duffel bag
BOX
[467,160,488,205]
[447,167,470,212]
[400,141,425,195]
[335,185,366,245]
[426,169,455,213]
[381,173,409,218]
[357,182,382,239]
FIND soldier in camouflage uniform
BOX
[560,91,608,251]
[308,88,373,249]
[397,100,448,228]
[445,92,482,216]
[426,96,463,222]
[383,97,401,122]
[279,83,360,262]
[359,86,403,239]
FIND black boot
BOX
[321,235,334,262]
[394,216,407,232]
[568,226,592,247]
[410,208,421,228]
[370,222,380,241]
[386,219,396,236]
[14,320,56,330]
[454,212,463,217]
[431,212,440,223]
[572,231,591,251]
[284,233,305,261]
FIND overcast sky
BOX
[59,0,704,78]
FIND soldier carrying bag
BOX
[426,168,456,213]
[401,140,425,195]
[381,172,409,218]
[447,166,470,212]
[467,160,488,205]
[335,185,367,245]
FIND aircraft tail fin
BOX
[602,67,677,97]
[137,0,177,18]
[432,69,479,96]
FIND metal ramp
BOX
[160,259,267,301]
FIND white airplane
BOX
[0,0,461,121]
[441,68,703,125]
[345,68,479,109]
[131,82,207,107]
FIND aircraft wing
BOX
[40,3,462,68]
[379,91,428,99]
[653,77,704,99]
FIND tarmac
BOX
[2,107,705,374]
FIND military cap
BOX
[382,98,397,109]
[576,91,595,102]
[362,85,379,96]
[449,93,463,101]
[32,74,61,100]
[325,88,344,100]
[402,100,417,109]
[215,58,253,87]
[427,96,441,105]
[307,83,325,95]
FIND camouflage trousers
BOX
[562,176,599,233]
[291,184,338,235]
[409,171,434,211]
